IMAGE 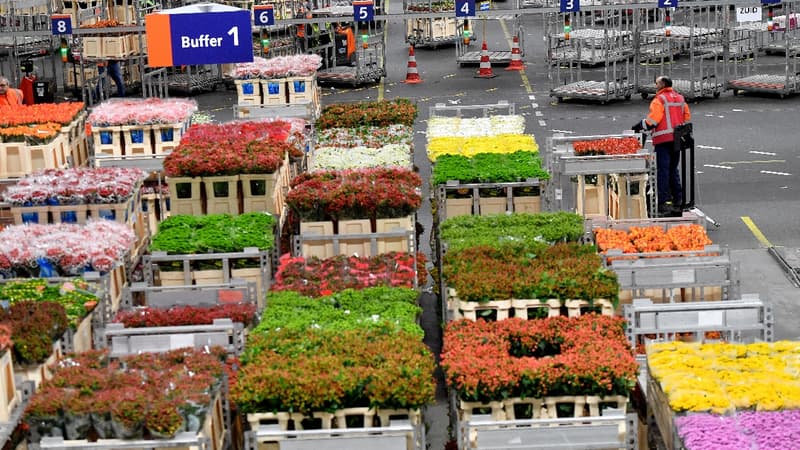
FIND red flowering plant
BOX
[316,99,417,130]
[25,348,229,441]
[163,120,304,177]
[287,167,422,221]
[272,252,426,296]
[444,243,619,306]
[571,137,641,156]
[441,315,638,403]
[113,303,257,328]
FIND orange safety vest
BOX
[0,88,24,107]
[296,23,305,38]
[651,90,687,145]
[337,26,355,59]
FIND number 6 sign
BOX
[456,0,475,17]
[353,0,374,22]
[253,5,274,26]
[560,0,579,13]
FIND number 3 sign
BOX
[456,0,476,17]
[560,0,579,13]
[353,0,374,22]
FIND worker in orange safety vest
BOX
[335,22,356,63]
[632,75,692,217]
[0,76,24,107]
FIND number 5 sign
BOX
[456,0,475,17]
[658,0,677,8]
[253,5,274,26]
[353,0,374,22]
[560,0,579,13]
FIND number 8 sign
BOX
[353,0,374,22]
[658,0,678,8]
[560,0,579,13]
[51,14,72,35]
[456,0,475,17]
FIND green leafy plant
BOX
[432,151,550,185]
[317,99,417,129]
[0,279,97,329]
[150,212,275,254]
[439,212,585,254]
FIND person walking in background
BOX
[633,76,691,217]
[0,76,24,106]
[95,60,125,100]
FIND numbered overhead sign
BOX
[736,5,762,22]
[479,1,490,11]
[51,14,72,35]
[762,0,780,4]
[658,0,677,8]
[145,5,253,67]
[353,0,374,22]
[560,0,579,13]
[456,0,476,17]
[253,5,274,26]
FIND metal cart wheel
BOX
[641,92,649,99]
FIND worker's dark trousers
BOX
[655,141,682,206]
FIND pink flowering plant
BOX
[3,168,145,206]
[88,98,197,126]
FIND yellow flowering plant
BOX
[427,134,538,161]
[648,341,800,414]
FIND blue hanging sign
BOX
[253,5,275,26]
[560,0,579,13]
[762,0,781,4]
[146,4,254,67]
[456,0,476,17]
[51,14,72,35]
[658,0,677,8]
[353,0,374,22]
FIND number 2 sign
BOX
[353,0,374,22]
[658,0,678,8]
[456,0,476,17]
[560,0,579,13]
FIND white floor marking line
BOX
[749,150,777,156]
[697,145,724,150]
[761,170,792,176]
[704,164,733,170]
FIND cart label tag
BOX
[672,269,695,284]
[737,6,762,22]
[698,310,724,327]
[456,0,476,17]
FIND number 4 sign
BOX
[560,0,579,13]
[353,0,374,22]
[658,0,677,8]
[456,0,475,17]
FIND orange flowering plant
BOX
[441,315,638,403]
[0,122,61,144]
[0,103,84,127]
[594,224,713,255]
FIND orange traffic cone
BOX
[506,35,524,71]
[402,45,423,84]
[475,40,496,78]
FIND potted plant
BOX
[24,386,72,442]
[63,392,93,440]
[145,399,185,439]
[109,387,147,439]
